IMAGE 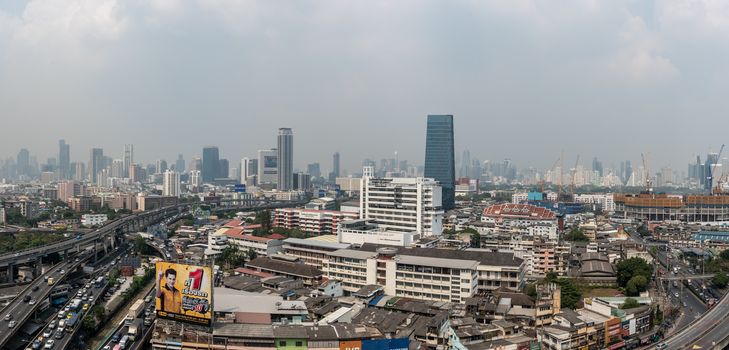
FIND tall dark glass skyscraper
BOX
[424,114,455,210]
[202,146,220,182]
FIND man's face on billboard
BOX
[166,271,176,289]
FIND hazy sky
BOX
[1,0,729,174]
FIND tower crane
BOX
[708,144,725,194]
[641,153,652,194]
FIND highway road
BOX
[0,253,90,348]
[96,288,156,350]
[34,275,110,350]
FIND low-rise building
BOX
[282,238,350,269]
[324,244,525,303]
[337,219,418,247]
[81,214,108,227]
[481,203,558,240]
[246,255,324,286]
[273,208,359,235]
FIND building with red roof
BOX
[481,203,558,239]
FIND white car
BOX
[44,339,54,349]
[43,330,52,338]
[674,292,680,298]
[8,321,16,328]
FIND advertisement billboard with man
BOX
[155,262,213,326]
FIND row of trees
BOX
[563,227,589,242]
[218,245,258,269]
[0,232,66,254]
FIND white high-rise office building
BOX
[359,166,444,237]
[190,170,201,189]
[111,159,124,178]
[257,149,278,185]
[163,170,181,197]
[277,128,294,190]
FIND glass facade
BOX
[202,146,220,182]
[424,114,455,210]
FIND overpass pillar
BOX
[6,264,13,283]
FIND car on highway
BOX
[43,330,52,338]
[54,330,63,339]
[59,270,65,275]
[57,311,65,319]
[4,314,11,321]
[656,343,667,350]
[31,339,42,349]
[111,334,120,343]
[29,299,36,305]
[48,320,56,329]
[675,292,680,298]
[44,339,54,349]
[23,295,31,302]
[32,285,39,292]
[8,320,16,328]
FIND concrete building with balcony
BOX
[323,244,524,303]
[282,238,350,269]
[360,166,443,237]
[273,208,359,235]
[481,203,558,240]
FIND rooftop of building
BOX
[283,237,350,250]
[355,243,524,267]
[482,203,557,220]
[246,256,324,279]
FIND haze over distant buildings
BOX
[2,1,729,171]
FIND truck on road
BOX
[127,319,141,341]
[126,299,144,325]
[70,298,82,312]
[47,277,55,286]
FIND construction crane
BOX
[708,144,725,194]
[569,155,580,196]
[641,153,652,194]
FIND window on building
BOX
[280,341,287,347]
[296,341,303,347]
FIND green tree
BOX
[247,247,258,261]
[134,235,149,255]
[564,227,589,242]
[254,210,271,230]
[654,305,663,325]
[625,275,649,296]
[712,271,729,288]
[621,297,640,309]
[545,271,558,283]
[616,257,653,288]
[720,249,729,261]
[82,315,96,332]
[92,305,106,322]
[555,278,582,309]
[525,283,537,299]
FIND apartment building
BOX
[282,238,350,269]
[221,227,283,256]
[481,203,558,240]
[360,166,444,237]
[324,244,524,303]
[273,208,359,235]
[477,235,570,277]
[337,219,418,246]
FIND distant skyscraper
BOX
[16,149,30,178]
[163,170,181,197]
[58,140,70,180]
[277,128,294,190]
[123,144,133,178]
[73,162,85,182]
[190,170,201,190]
[156,159,168,174]
[175,154,185,173]
[89,148,104,183]
[202,146,220,183]
[460,149,471,178]
[258,149,278,184]
[219,159,229,179]
[592,157,603,177]
[332,152,341,180]
[111,159,124,178]
[191,157,202,172]
[424,114,455,210]
[307,163,321,178]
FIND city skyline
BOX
[2,1,729,171]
